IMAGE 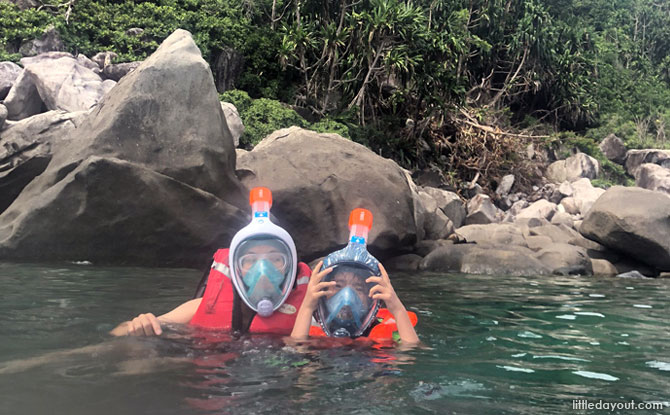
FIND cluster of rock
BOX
[0,50,140,128]
[0,29,668,279]
[405,143,669,277]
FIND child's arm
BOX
[367,263,420,344]
[291,261,335,340]
[109,298,202,336]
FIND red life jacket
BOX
[190,248,311,334]
[308,308,418,342]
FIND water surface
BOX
[1,262,669,414]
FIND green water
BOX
[0,262,669,414]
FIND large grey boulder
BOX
[0,156,244,266]
[0,110,87,214]
[18,25,64,57]
[546,153,600,183]
[515,199,557,221]
[0,29,248,266]
[76,54,102,74]
[534,243,592,275]
[599,133,627,164]
[21,52,108,113]
[580,186,670,271]
[0,104,6,130]
[465,194,498,225]
[102,61,141,81]
[455,223,526,247]
[220,102,243,147]
[635,163,670,195]
[3,69,45,120]
[625,149,670,177]
[236,126,422,260]
[416,190,454,240]
[571,178,605,216]
[421,186,465,228]
[0,61,22,100]
[420,244,551,276]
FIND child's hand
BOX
[366,263,403,314]
[303,261,335,312]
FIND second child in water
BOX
[291,208,419,344]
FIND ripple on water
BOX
[645,361,670,371]
[410,379,490,402]
[496,365,535,373]
[572,370,619,381]
[574,312,605,317]
[532,355,590,362]
[517,331,542,339]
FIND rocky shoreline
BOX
[1,29,669,277]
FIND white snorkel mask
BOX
[229,187,298,317]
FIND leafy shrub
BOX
[238,98,306,147]
[308,118,350,139]
[220,89,252,113]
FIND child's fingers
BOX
[311,261,323,278]
[368,284,386,297]
[314,281,336,291]
[366,276,383,285]
[379,263,390,282]
[312,289,332,299]
[371,293,388,300]
[311,263,332,284]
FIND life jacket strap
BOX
[211,260,230,278]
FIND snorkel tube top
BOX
[190,248,311,334]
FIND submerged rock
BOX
[616,270,650,279]
[420,244,551,276]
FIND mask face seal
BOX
[232,238,293,317]
[317,264,379,337]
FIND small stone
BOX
[616,270,650,279]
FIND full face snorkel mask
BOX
[316,209,381,337]
[229,187,297,317]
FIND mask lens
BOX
[232,237,294,316]
[317,264,378,337]
[238,252,288,274]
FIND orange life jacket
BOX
[308,307,418,341]
[190,248,311,334]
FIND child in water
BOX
[290,260,419,344]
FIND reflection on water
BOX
[0,263,669,414]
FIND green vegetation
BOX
[3,0,670,189]
[221,90,350,146]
